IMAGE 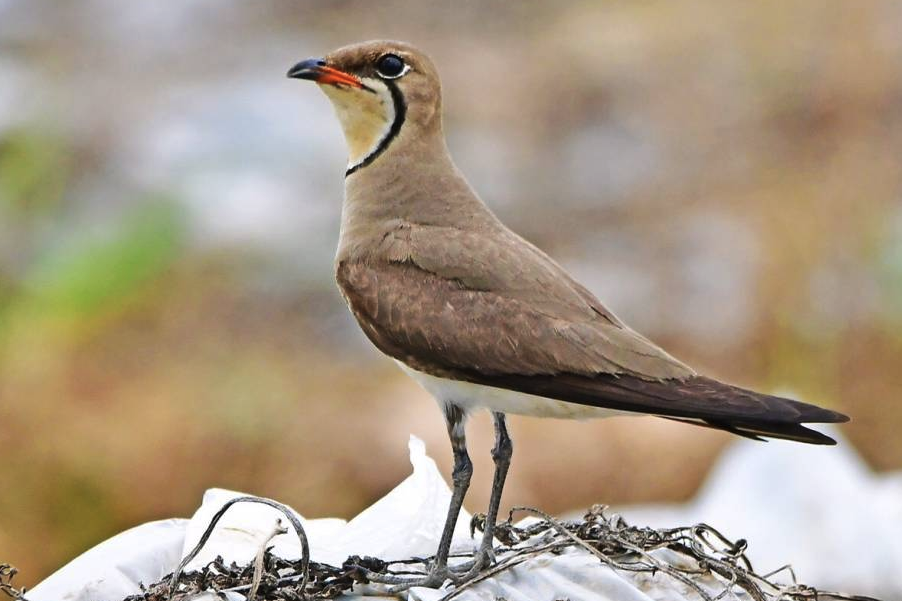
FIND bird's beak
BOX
[286,58,364,89]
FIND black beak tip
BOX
[287,58,326,80]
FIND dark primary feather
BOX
[464,372,848,445]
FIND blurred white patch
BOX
[619,425,902,598]
[807,261,881,335]
[447,128,521,208]
[122,72,346,253]
[0,57,33,131]
[564,212,758,350]
[182,170,318,246]
[563,119,661,205]
[565,233,660,332]
[86,0,235,50]
[670,211,759,347]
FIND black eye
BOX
[376,54,406,79]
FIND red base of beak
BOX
[287,59,365,89]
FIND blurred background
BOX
[1,0,901,592]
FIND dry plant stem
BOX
[691,524,754,571]
[0,565,29,601]
[436,542,567,601]
[248,519,288,601]
[510,506,718,601]
[760,564,797,583]
[166,496,310,601]
[34,501,878,601]
[436,512,808,601]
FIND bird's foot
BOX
[452,543,496,580]
[356,547,498,592]
[443,543,495,573]
[358,563,457,592]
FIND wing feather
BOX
[336,239,848,444]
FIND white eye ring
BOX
[376,54,411,80]
[387,63,411,79]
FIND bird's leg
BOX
[482,412,512,564]
[460,411,512,576]
[431,403,473,575]
[364,404,472,590]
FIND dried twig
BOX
[248,519,288,601]
[166,496,309,600]
[0,565,29,601]
[437,541,566,601]
[104,502,881,601]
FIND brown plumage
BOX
[336,259,846,445]
[288,40,849,587]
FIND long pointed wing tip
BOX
[798,426,839,445]
[832,411,851,424]
[802,406,849,425]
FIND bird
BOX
[286,40,849,589]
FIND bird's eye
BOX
[376,54,406,79]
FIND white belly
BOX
[396,361,626,420]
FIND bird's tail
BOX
[660,377,848,445]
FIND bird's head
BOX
[288,40,442,176]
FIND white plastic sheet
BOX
[26,518,188,601]
[179,437,475,570]
[28,431,899,601]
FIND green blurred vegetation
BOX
[0,129,69,216]
[0,125,188,567]
[19,201,183,323]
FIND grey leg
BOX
[361,403,472,590]
[359,404,482,590]
[432,403,473,570]
[468,411,512,572]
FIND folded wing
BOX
[337,255,847,445]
